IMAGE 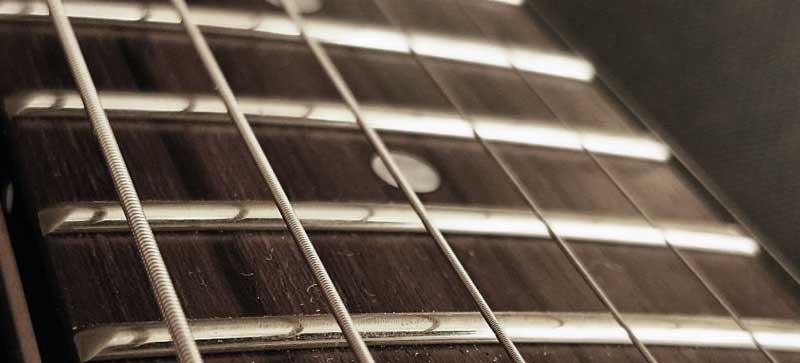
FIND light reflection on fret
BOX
[663,226,762,257]
[72,311,800,362]
[38,201,759,256]
[410,31,510,67]
[547,214,664,247]
[5,91,669,161]
[0,1,594,81]
[489,0,526,5]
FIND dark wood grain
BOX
[685,251,800,319]
[599,157,733,222]
[9,119,531,210]
[521,74,643,133]
[423,59,557,122]
[495,144,641,216]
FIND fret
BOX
[38,201,546,236]
[35,201,758,256]
[72,311,800,362]
[487,0,525,5]
[372,0,592,80]
[37,201,758,256]
[4,90,669,161]
[0,0,592,80]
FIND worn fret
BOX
[73,311,800,362]
[38,201,758,256]
[0,0,592,81]
[4,90,670,161]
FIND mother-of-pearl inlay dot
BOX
[370,152,441,194]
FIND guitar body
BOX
[1,1,799,362]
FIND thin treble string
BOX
[44,0,203,362]
[364,1,657,362]
[276,1,527,362]
[452,2,780,361]
[167,1,375,362]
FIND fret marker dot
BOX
[371,152,441,193]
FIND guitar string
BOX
[275,1,527,362]
[451,1,780,361]
[43,0,204,362]
[366,1,658,362]
[167,1,376,362]
[42,1,778,361]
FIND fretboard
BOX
[1,1,799,363]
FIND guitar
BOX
[1,0,799,362]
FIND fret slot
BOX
[0,1,592,81]
[38,202,758,256]
[5,90,670,161]
[72,311,800,361]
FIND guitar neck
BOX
[1,1,799,363]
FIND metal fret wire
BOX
[276,1,526,362]
[43,1,203,362]
[364,1,657,362]
[167,1,375,362]
[450,1,780,361]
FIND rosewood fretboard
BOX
[1,0,799,362]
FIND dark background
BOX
[531,0,800,274]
